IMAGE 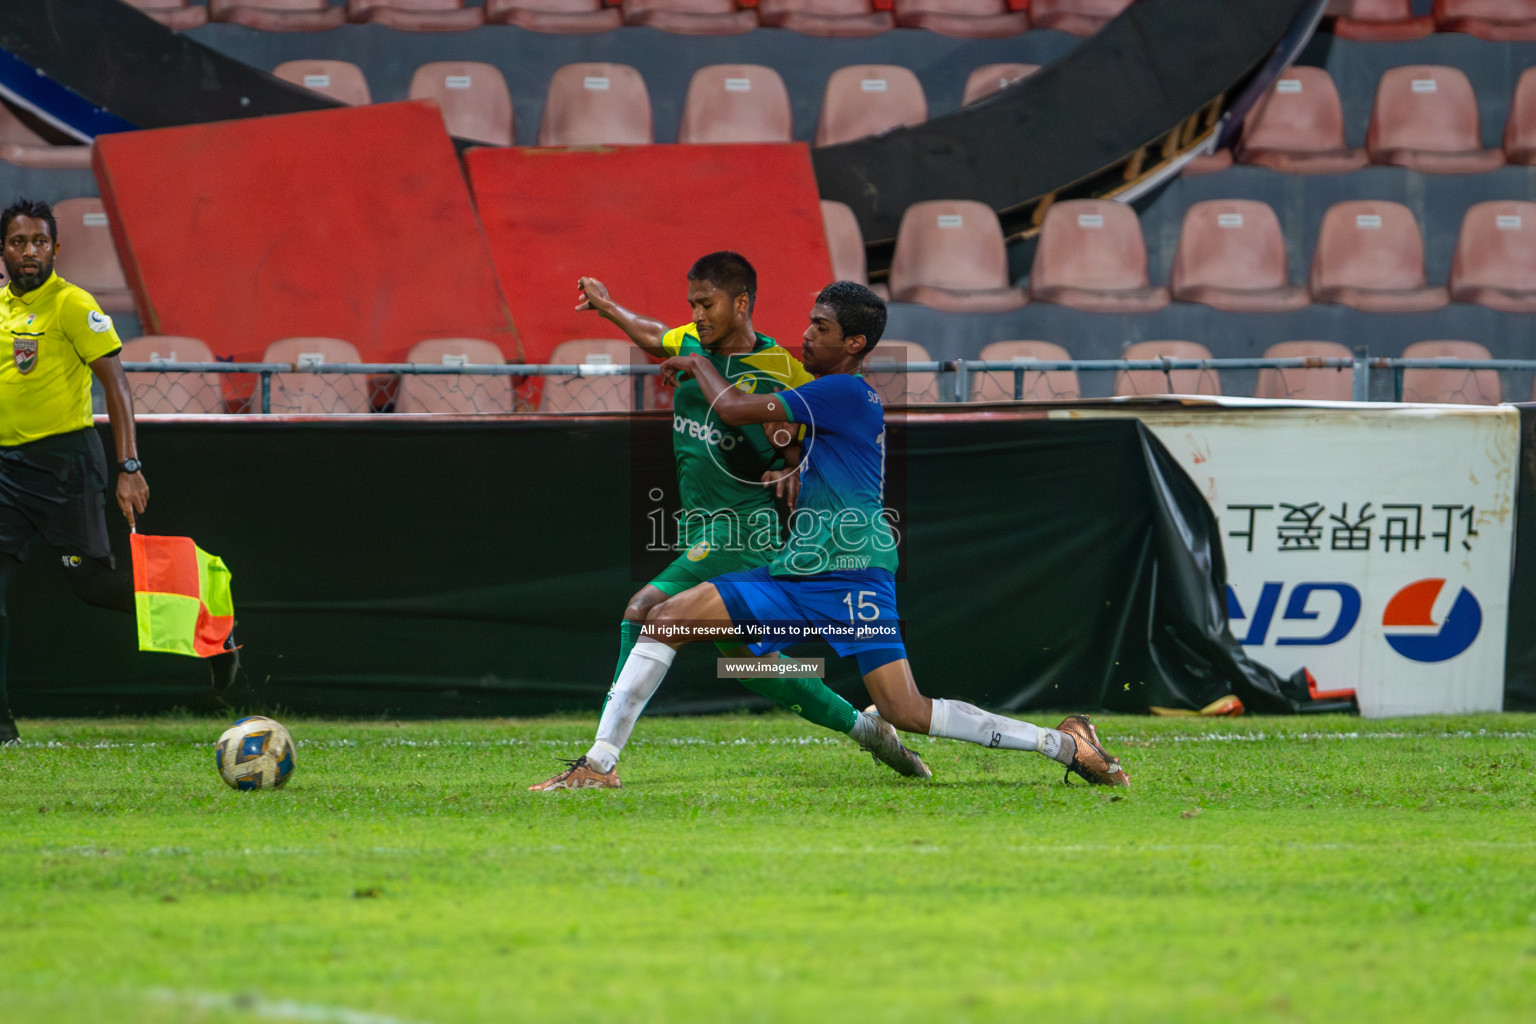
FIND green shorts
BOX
[648,531,778,597]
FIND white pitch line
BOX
[146,989,431,1024]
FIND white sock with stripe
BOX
[586,637,677,772]
[926,699,1074,764]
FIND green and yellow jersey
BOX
[0,273,122,447]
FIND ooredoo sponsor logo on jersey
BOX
[674,414,738,451]
[1381,578,1482,663]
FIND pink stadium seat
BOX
[888,200,1028,312]
[621,0,759,33]
[1325,0,1434,40]
[209,0,348,31]
[541,339,642,412]
[396,339,516,414]
[1401,340,1500,404]
[757,0,894,36]
[124,0,211,29]
[1309,201,1449,312]
[1253,341,1355,401]
[409,63,513,146]
[1235,67,1369,174]
[1029,0,1131,36]
[1367,66,1504,173]
[678,65,792,143]
[120,337,227,415]
[0,103,91,170]
[1115,340,1221,397]
[538,63,654,146]
[821,200,869,285]
[814,65,927,147]
[1181,148,1235,176]
[1028,199,1170,312]
[893,0,1029,37]
[1448,200,1536,312]
[347,0,485,29]
[1433,0,1536,40]
[970,341,1082,402]
[1170,200,1309,313]
[273,61,372,106]
[1502,67,1536,163]
[53,199,135,315]
[864,340,939,405]
[485,0,622,32]
[263,338,371,415]
[962,63,1040,106]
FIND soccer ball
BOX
[215,716,296,791]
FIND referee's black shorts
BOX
[0,428,112,562]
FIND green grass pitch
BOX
[2,712,1534,1024]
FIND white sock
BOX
[927,699,1074,764]
[586,638,677,772]
[847,710,882,744]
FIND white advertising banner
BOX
[1063,401,1518,717]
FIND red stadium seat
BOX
[1433,0,1536,40]
[120,337,227,415]
[1367,66,1504,173]
[815,65,927,147]
[1309,201,1449,312]
[1503,66,1536,163]
[409,63,513,146]
[678,65,792,143]
[124,0,211,29]
[1028,199,1170,313]
[538,63,654,146]
[970,341,1082,402]
[1235,67,1370,174]
[893,0,1029,37]
[273,61,372,106]
[1448,200,1536,312]
[820,200,869,285]
[888,200,1028,312]
[1170,200,1309,313]
[1401,340,1500,404]
[347,0,484,28]
[485,0,622,31]
[396,339,516,413]
[541,339,641,412]
[209,0,348,31]
[53,199,135,315]
[865,340,939,405]
[757,0,893,36]
[1029,0,1131,36]
[1325,0,1434,40]
[1253,341,1355,401]
[961,63,1040,106]
[0,103,91,169]
[263,338,372,415]
[1115,340,1221,397]
[621,0,759,33]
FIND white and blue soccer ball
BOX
[215,716,296,791]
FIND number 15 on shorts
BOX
[843,590,880,623]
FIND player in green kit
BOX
[531,253,928,790]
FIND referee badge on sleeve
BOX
[87,310,113,333]
[13,337,37,374]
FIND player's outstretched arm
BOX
[575,276,668,357]
[660,354,786,426]
[89,352,149,527]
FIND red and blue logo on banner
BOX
[1381,578,1482,663]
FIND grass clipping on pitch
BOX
[2,712,1534,1024]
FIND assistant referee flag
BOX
[129,534,234,657]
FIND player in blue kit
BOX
[571,281,1129,787]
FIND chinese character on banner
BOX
[1329,502,1374,551]
[1380,504,1425,552]
[1431,504,1478,552]
[1225,504,1273,553]
[1277,502,1324,552]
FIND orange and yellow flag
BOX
[130,534,235,658]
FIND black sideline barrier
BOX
[1504,405,1536,710]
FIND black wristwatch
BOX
[119,458,143,474]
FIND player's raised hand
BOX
[575,277,610,313]
[658,355,697,388]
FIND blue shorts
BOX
[711,566,908,675]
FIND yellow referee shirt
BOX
[0,273,122,447]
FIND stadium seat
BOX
[1448,200,1536,312]
[538,63,654,146]
[1325,0,1434,39]
[1235,67,1369,174]
[757,0,894,36]
[396,339,516,414]
[1115,340,1221,397]
[814,65,927,147]
[1433,0,1536,41]
[1253,341,1356,401]
[263,338,372,415]
[893,0,1029,37]
[865,340,939,405]
[1366,66,1504,174]
[0,103,91,169]
[273,61,372,106]
[887,200,1027,312]
[209,0,348,31]
[1401,340,1500,404]
[1309,201,1449,312]
[409,63,513,146]
[621,0,759,33]
[1170,200,1309,313]
[678,65,792,143]
[1502,67,1536,163]
[1028,199,1170,313]
[485,0,622,31]
[346,0,484,28]
[52,199,135,315]
[962,63,1040,106]
[970,341,1082,402]
[124,0,211,29]
[1029,0,1132,36]
[821,200,869,286]
[120,337,227,415]
[542,339,642,412]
